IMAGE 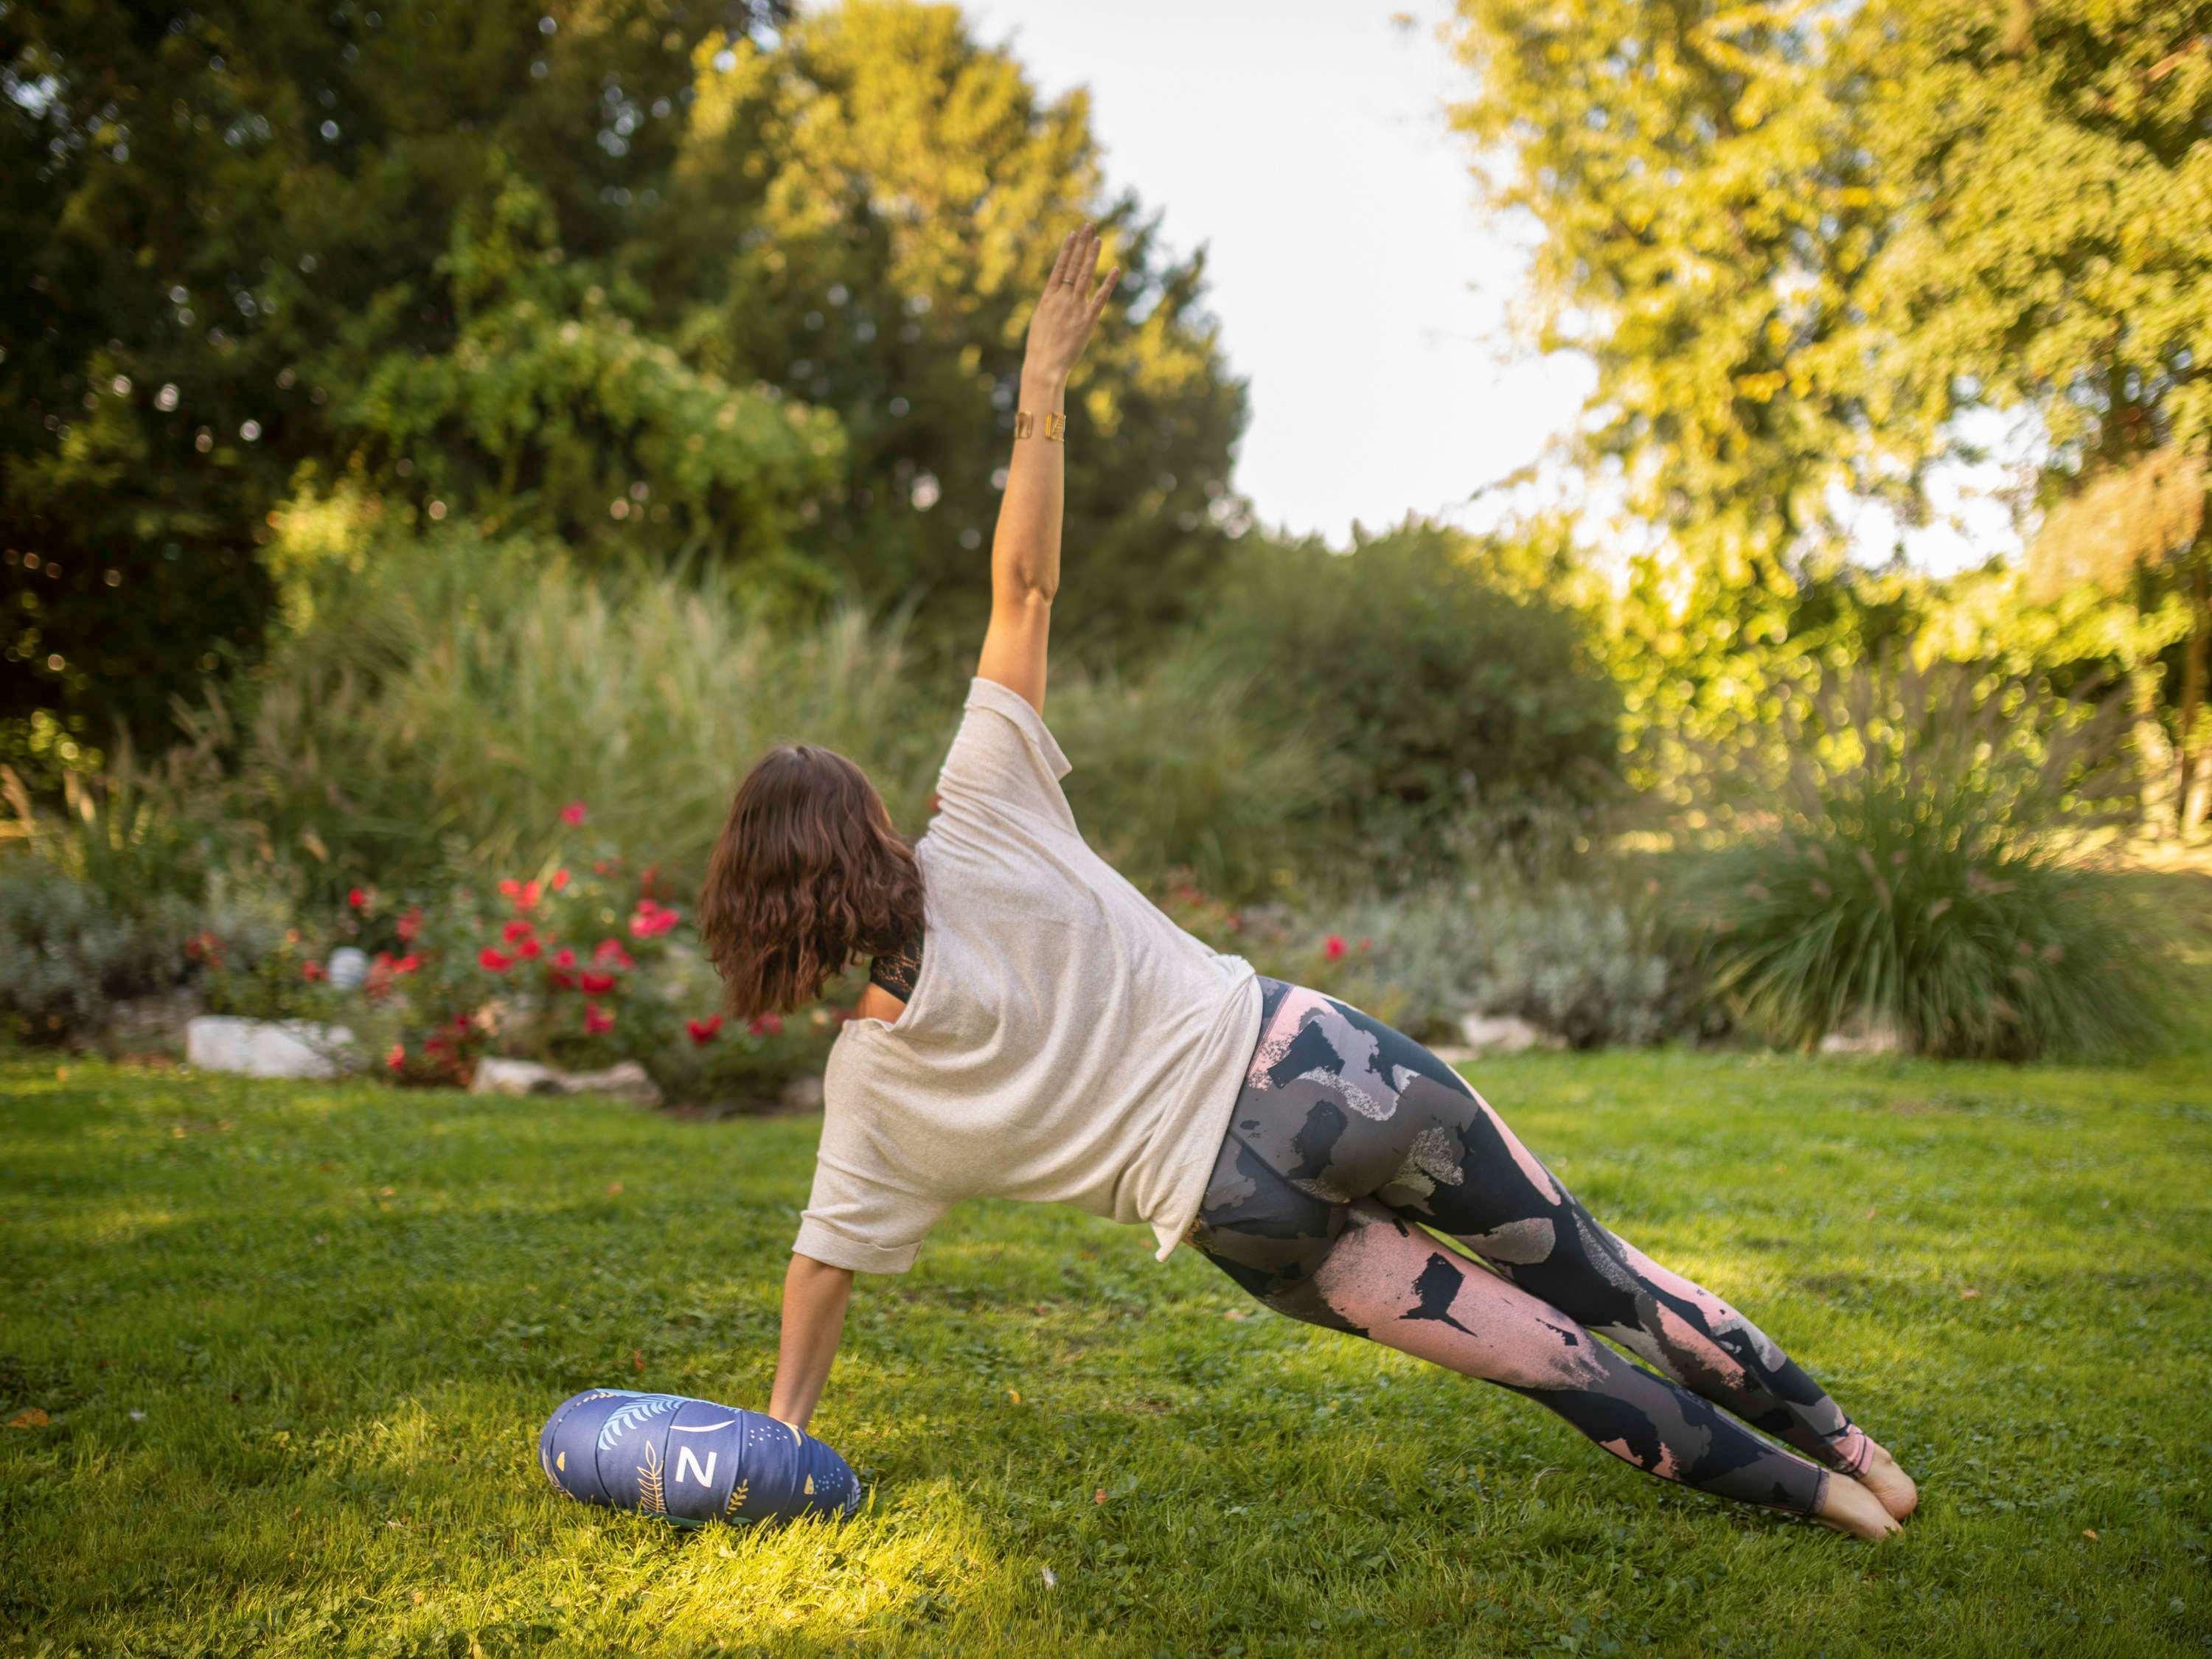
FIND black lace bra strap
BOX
[868,921,924,1002]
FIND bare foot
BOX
[1853,1441,1919,1521]
[1814,1471,1902,1540]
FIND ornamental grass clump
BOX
[1684,661,2166,1060]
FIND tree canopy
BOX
[1,0,1246,763]
[1448,0,2212,821]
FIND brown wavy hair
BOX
[699,745,925,1019]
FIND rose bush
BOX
[201,807,842,1107]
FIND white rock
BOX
[1456,1012,1562,1054]
[470,1056,663,1107]
[184,1016,357,1078]
[469,1057,565,1096]
[1818,1019,1907,1056]
[561,1061,664,1107]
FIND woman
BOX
[699,226,1917,1540]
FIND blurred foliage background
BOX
[2,0,2208,1093]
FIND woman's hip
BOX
[1186,978,1490,1298]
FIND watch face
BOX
[539,1388,862,1527]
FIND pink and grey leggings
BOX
[1189,977,1874,1517]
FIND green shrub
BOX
[0,861,196,1044]
[1051,644,1347,903]
[208,525,1363,908]
[1464,882,1708,1049]
[1680,661,2166,1060]
[1,742,223,917]
[1157,866,1705,1049]
[1199,521,1623,881]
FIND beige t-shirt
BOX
[791,676,1264,1274]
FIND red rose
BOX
[301,960,325,982]
[1323,933,1347,962]
[348,886,367,910]
[518,937,543,960]
[395,908,422,942]
[748,1013,784,1037]
[478,947,514,973]
[629,900,681,939]
[552,947,577,970]
[552,868,571,891]
[385,1043,406,1073]
[686,1015,723,1046]
[497,877,542,912]
[580,971,616,995]
[592,939,634,970]
[583,1002,614,1035]
[501,919,535,945]
[561,801,588,827]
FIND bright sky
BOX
[961,0,2020,571]
[962,0,1589,547]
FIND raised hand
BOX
[1023,223,1119,386]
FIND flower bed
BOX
[201,804,841,1109]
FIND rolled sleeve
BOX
[793,1150,945,1276]
[792,1214,928,1276]
[935,676,1076,832]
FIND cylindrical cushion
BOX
[538,1389,862,1527]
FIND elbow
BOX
[1001,574,1057,608]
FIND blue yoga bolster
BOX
[538,1389,862,1526]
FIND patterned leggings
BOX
[1189,977,1874,1517]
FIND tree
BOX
[655,1,1248,664]
[2,0,1248,768]
[1,0,796,763]
[1446,0,1905,782]
[1855,1,2212,830]
[2027,450,2206,824]
[1445,0,2212,830]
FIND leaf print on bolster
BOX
[638,1441,667,1517]
[595,1393,684,1453]
[724,1478,750,1520]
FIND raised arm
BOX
[974,223,1119,716]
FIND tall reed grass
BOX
[184,532,947,898]
[192,529,1334,904]
[1683,661,2166,1059]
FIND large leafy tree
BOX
[1447,0,1901,790]
[1,0,801,761]
[1857,1,2212,828]
[655,1,1247,661]
[1446,0,2212,827]
[3,0,1246,766]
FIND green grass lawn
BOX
[4,1031,2210,1655]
